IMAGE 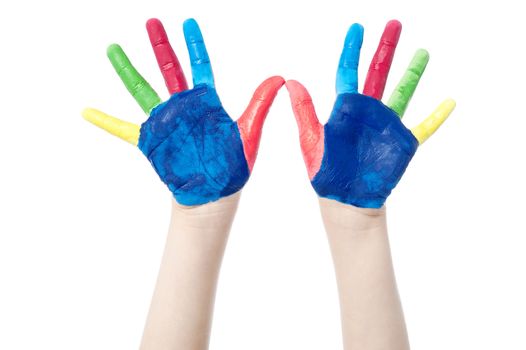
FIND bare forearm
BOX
[319,198,409,350]
[140,193,240,350]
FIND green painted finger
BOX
[107,44,161,114]
[387,49,429,117]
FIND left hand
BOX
[286,20,455,208]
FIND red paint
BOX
[363,20,402,100]
[146,18,188,94]
[237,76,285,172]
[285,80,324,180]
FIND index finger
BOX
[336,23,364,95]
[183,18,215,88]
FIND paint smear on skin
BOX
[138,85,249,205]
[311,93,418,208]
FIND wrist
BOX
[170,191,241,231]
[318,197,386,233]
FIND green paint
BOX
[107,44,161,114]
[387,49,429,117]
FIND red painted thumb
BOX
[285,80,324,180]
[237,76,285,172]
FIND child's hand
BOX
[286,20,455,208]
[83,19,284,206]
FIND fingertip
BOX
[350,22,364,31]
[285,79,303,92]
[81,107,94,121]
[343,23,364,50]
[348,23,364,39]
[285,79,298,86]
[416,48,430,60]
[255,76,285,95]
[146,18,169,46]
[267,75,286,85]
[415,48,429,59]
[443,98,457,111]
[82,107,103,125]
[249,76,285,103]
[437,99,456,119]
[183,18,205,46]
[183,18,199,34]
[107,44,127,68]
[285,80,311,103]
[106,43,122,57]
[384,19,402,42]
[387,19,402,31]
[412,49,430,72]
[259,75,285,87]
[183,18,197,25]
[146,18,161,29]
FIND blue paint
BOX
[311,93,418,208]
[138,84,249,205]
[183,19,215,88]
[336,23,364,95]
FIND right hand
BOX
[83,18,284,206]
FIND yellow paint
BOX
[411,99,456,144]
[82,108,140,146]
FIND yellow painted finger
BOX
[82,108,140,146]
[411,99,456,144]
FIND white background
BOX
[1,0,525,349]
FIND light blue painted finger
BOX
[183,18,215,87]
[336,23,364,95]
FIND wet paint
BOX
[311,93,418,208]
[84,18,284,206]
[139,85,249,205]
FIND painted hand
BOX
[83,19,284,205]
[286,20,455,208]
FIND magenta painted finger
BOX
[146,18,188,94]
[237,76,285,172]
[363,20,402,100]
[285,80,324,179]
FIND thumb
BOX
[237,76,285,172]
[285,80,324,180]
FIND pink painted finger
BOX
[146,18,188,94]
[237,76,285,172]
[363,20,402,100]
[285,80,324,179]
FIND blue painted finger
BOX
[336,23,364,95]
[183,18,215,88]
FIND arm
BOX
[82,18,283,348]
[320,199,409,350]
[140,193,239,350]
[285,20,455,349]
